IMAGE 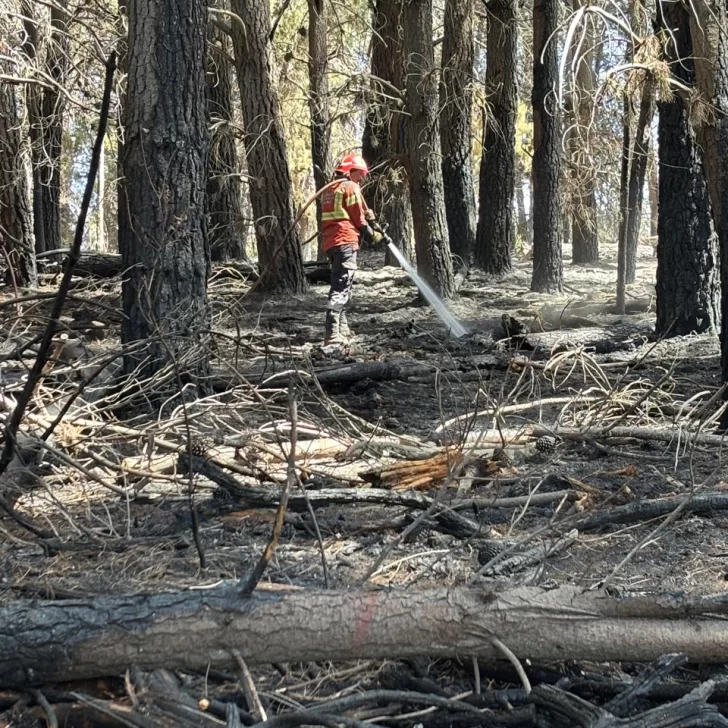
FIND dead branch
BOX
[532,424,728,449]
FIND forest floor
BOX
[2,240,728,726]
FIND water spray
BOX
[386,242,467,338]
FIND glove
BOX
[360,224,383,244]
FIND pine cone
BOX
[404,519,432,543]
[491,447,514,466]
[212,487,235,503]
[477,539,519,565]
[187,436,214,457]
[535,435,557,455]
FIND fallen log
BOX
[37,250,123,278]
[5,584,728,687]
[212,354,507,391]
[506,323,652,358]
[208,359,439,392]
[569,492,728,532]
[258,359,438,387]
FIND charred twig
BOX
[272,689,483,720]
[604,653,688,718]
[232,650,267,721]
[255,712,372,728]
[30,690,58,728]
[241,385,298,595]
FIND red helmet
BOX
[336,153,369,176]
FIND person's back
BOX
[321,177,367,254]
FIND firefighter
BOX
[320,153,387,346]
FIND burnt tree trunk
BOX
[20,0,68,255]
[655,0,719,336]
[230,0,307,292]
[116,0,128,257]
[688,5,728,387]
[119,0,210,383]
[626,83,655,283]
[475,0,517,274]
[569,1,599,265]
[206,16,246,262]
[307,0,333,261]
[616,94,631,314]
[402,0,455,297]
[362,0,415,266]
[39,0,68,254]
[649,146,658,238]
[617,78,655,311]
[5,583,728,687]
[440,0,476,265]
[531,0,563,292]
[0,77,36,286]
[20,0,45,255]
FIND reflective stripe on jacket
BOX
[321,179,368,252]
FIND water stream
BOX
[387,242,467,338]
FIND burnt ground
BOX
[2,240,728,724]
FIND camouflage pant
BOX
[326,244,358,312]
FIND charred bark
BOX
[688,5,728,387]
[475,0,517,274]
[655,1,719,336]
[20,0,68,255]
[19,0,45,255]
[230,0,307,292]
[0,77,36,286]
[39,1,68,254]
[362,0,415,265]
[116,0,128,257]
[307,0,333,261]
[440,0,476,264]
[402,0,455,297]
[649,147,658,238]
[206,16,247,262]
[531,0,563,292]
[118,0,211,384]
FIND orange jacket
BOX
[321,178,369,253]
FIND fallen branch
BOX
[568,492,728,532]
[181,455,493,539]
[532,424,728,449]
